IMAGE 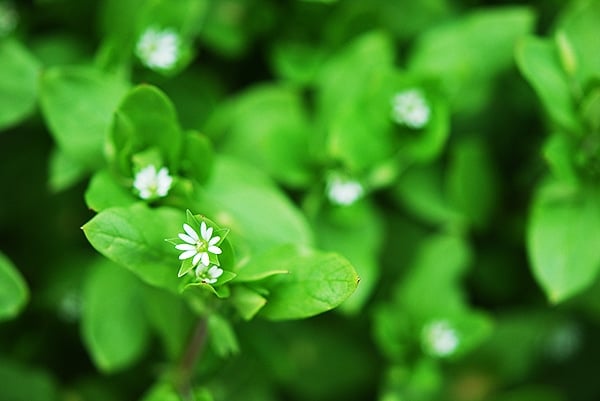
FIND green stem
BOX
[176,317,208,400]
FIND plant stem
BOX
[176,317,208,400]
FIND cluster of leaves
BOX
[2,0,600,401]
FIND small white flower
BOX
[196,264,224,284]
[422,320,459,357]
[0,2,18,36]
[326,174,364,206]
[391,89,431,129]
[175,222,223,267]
[133,165,173,200]
[135,27,181,70]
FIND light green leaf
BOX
[410,6,535,111]
[82,204,183,292]
[39,66,129,169]
[527,180,600,302]
[194,157,313,255]
[217,84,312,187]
[109,85,183,176]
[542,133,579,186]
[140,382,181,401]
[515,36,580,132]
[317,31,396,171]
[85,169,136,211]
[230,285,267,320]
[82,259,150,372]
[208,314,239,357]
[48,149,89,193]
[556,0,600,86]
[251,245,359,320]
[0,251,29,321]
[0,39,40,130]
[180,131,213,183]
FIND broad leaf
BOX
[85,169,136,211]
[0,251,29,321]
[0,39,40,130]
[40,66,129,169]
[82,204,183,292]
[48,149,89,192]
[82,259,150,372]
[251,245,359,320]
[527,180,600,302]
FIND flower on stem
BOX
[421,320,460,357]
[135,27,181,71]
[175,222,223,267]
[133,165,173,200]
[195,264,224,284]
[391,89,431,129]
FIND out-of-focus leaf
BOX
[0,251,28,321]
[82,259,150,372]
[48,149,89,192]
[0,39,40,130]
[40,66,129,169]
[0,358,58,401]
[527,180,600,302]
[85,169,136,212]
[208,313,239,357]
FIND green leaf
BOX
[542,133,579,185]
[527,180,600,302]
[109,85,183,176]
[207,314,239,357]
[317,31,397,171]
[0,39,40,130]
[82,204,183,292]
[556,0,600,86]
[194,157,313,255]
[39,66,129,169]
[85,169,136,211]
[0,358,58,401]
[82,259,150,372]
[445,139,498,229]
[251,245,359,320]
[217,84,312,187]
[180,131,214,183]
[0,251,29,321]
[140,382,181,401]
[230,285,267,320]
[410,6,535,111]
[47,149,89,193]
[515,36,580,132]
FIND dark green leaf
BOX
[0,251,29,321]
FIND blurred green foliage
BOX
[2,0,600,401]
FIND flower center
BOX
[195,240,208,253]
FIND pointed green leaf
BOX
[82,204,183,292]
[230,285,267,320]
[82,259,150,372]
[527,181,600,302]
[0,251,29,321]
[0,39,40,130]
[85,169,136,211]
[252,245,359,320]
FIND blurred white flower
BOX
[0,2,18,36]
[196,264,224,284]
[391,89,431,129]
[175,222,223,267]
[133,165,173,200]
[422,320,459,357]
[135,27,181,70]
[326,174,364,206]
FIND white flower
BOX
[391,89,431,129]
[326,174,364,206]
[135,27,181,70]
[421,320,459,357]
[175,222,223,267]
[195,264,224,284]
[133,165,173,200]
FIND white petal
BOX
[208,266,223,278]
[175,244,195,251]
[200,252,209,266]
[208,236,220,246]
[192,253,202,266]
[183,224,199,241]
[179,250,196,260]
[178,233,196,244]
[208,245,222,255]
